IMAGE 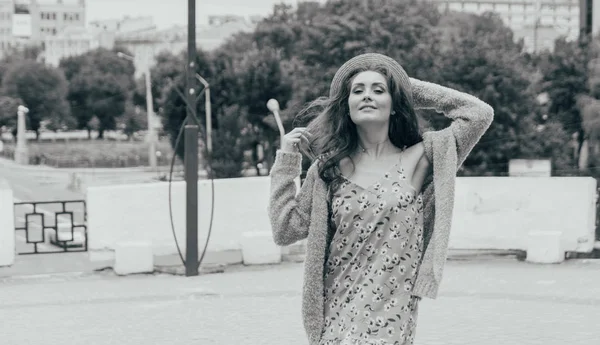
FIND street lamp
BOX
[267,98,300,190]
[117,52,159,170]
[195,74,212,154]
[266,98,285,149]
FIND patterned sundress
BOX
[319,158,425,345]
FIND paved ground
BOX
[0,259,599,345]
[0,156,167,201]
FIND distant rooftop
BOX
[31,0,85,5]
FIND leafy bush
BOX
[204,105,248,179]
[0,139,174,168]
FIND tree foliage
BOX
[433,11,549,175]
[539,38,589,135]
[59,48,135,138]
[1,60,71,137]
[0,95,23,132]
[150,0,586,177]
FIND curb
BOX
[3,248,598,284]
[0,271,94,284]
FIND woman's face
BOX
[347,70,392,127]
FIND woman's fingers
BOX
[281,127,312,153]
[300,133,311,143]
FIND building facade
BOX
[0,0,86,58]
[430,0,598,51]
[29,0,86,43]
[42,25,114,66]
[114,15,258,77]
[43,16,156,66]
[89,16,155,33]
[0,1,13,52]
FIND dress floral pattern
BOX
[319,160,425,345]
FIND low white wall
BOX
[450,177,597,253]
[0,178,15,267]
[86,177,271,261]
[86,176,598,263]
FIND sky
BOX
[85,0,309,28]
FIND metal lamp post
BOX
[117,52,159,170]
[267,99,285,149]
[267,98,300,190]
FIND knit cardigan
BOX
[268,78,494,345]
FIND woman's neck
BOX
[356,133,393,158]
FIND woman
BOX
[268,53,493,345]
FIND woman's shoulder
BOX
[404,141,428,165]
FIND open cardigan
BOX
[268,78,494,345]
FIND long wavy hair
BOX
[295,64,423,195]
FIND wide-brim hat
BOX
[329,53,413,104]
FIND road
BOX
[0,259,599,345]
[1,156,162,253]
[0,156,168,202]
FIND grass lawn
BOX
[0,139,177,168]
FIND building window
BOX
[52,13,56,20]
[75,13,80,21]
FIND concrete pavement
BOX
[0,259,599,345]
[0,156,167,202]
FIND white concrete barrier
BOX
[85,176,597,267]
[0,178,14,267]
[450,177,597,254]
[86,177,272,263]
[526,231,564,264]
[240,231,281,265]
[114,241,154,275]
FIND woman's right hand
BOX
[281,127,311,153]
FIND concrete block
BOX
[526,231,565,264]
[0,179,15,267]
[240,231,281,265]
[114,241,154,275]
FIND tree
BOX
[71,70,128,138]
[248,0,443,169]
[208,105,248,178]
[0,96,23,136]
[118,104,147,140]
[154,0,588,178]
[233,47,293,170]
[160,49,213,160]
[1,60,71,138]
[539,38,589,140]
[0,44,43,86]
[59,48,136,138]
[134,50,185,112]
[429,11,569,175]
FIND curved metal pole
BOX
[195,74,212,154]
